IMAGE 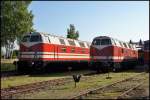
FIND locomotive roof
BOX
[93,35,139,50]
[28,32,91,44]
[94,36,133,44]
[94,36,111,39]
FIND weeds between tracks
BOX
[71,72,148,99]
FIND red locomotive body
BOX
[90,36,138,72]
[18,32,90,72]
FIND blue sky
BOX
[28,1,149,42]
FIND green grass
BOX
[1,70,92,89]
[1,63,17,72]
[1,59,18,63]
[1,75,64,89]
[13,72,148,99]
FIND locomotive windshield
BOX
[101,39,111,45]
[22,35,42,42]
[22,35,30,42]
[30,35,42,42]
[92,38,111,45]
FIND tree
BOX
[1,1,34,58]
[67,24,79,40]
[129,40,132,44]
[139,39,142,45]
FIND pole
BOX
[75,82,76,88]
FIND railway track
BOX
[1,77,73,99]
[1,71,20,78]
[1,69,96,78]
[1,70,148,99]
[70,72,148,99]
[117,79,149,99]
[117,82,145,99]
[1,71,97,99]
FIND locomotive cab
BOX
[21,32,43,43]
[20,32,44,59]
[18,32,45,73]
[90,36,115,72]
[90,36,114,59]
[92,37,112,46]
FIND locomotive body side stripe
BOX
[93,56,123,60]
[20,54,90,58]
[21,55,136,60]
[58,55,89,58]
[20,58,90,61]
[20,52,89,56]
[92,56,136,60]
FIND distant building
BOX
[129,39,144,50]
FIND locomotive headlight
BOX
[32,62,34,65]
[34,52,38,58]
[102,61,111,67]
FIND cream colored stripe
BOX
[21,52,89,56]
[58,55,90,58]
[93,56,132,60]
[21,55,89,59]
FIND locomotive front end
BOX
[17,32,45,73]
[90,36,114,72]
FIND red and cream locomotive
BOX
[17,32,91,72]
[17,32,146,73]
[90,36,139,72]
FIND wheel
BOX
[113,63,121,72]
[17,61,31,74]
[102,66,109,73]
[17,65,27,74]
[94,64,101,73]
[96,68,101,73]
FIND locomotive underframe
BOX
[16,60,90,73]
[90,59,138,73]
